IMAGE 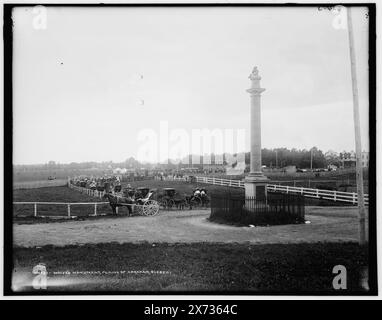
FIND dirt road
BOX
[13,207,367,247]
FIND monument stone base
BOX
[244,174,269,202]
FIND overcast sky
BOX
[13,6,370,164]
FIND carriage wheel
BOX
[142,200,160,216]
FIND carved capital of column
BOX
[246,87,266,96]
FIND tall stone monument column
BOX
[244,67,268,201]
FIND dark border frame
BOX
[3,2,377,296]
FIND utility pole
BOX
[275,149,278,168]
[347,7,366,245]
[310,148,313,171]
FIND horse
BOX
[103,192,134,215]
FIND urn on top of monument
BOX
[247,66,266,94]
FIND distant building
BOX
[340,151,369,168]
[361,151,369,168]
[340,151,356,168]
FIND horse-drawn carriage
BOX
[156,188,188,209]
[135,187,150,199]
[156,187,209,209]
[104,188,160,216]
[103,183,209,215]
[189,187,210,207]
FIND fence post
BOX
[333,191,337,202]
[286,186,289,194]
[94,203,97,216]
[353,193,356,204]
[34,203,37,217]
[67,204,71,217]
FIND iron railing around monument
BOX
[209,192,305,225]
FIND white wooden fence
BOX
[266,184,369,206]
[13,201,109,218]
[191,176,369,206]
[68,183,107,198]
[195,176,244,188]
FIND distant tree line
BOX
[244,147,327,169]
[14,147,331,171]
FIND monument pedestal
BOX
[244,174,269,202]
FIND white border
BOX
[0,0,380,300]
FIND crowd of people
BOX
[154,173,198,183]
[70,174,208,198]
[70,175,121,192]
[193,187,207,197]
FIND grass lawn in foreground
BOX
[12,242,370,294]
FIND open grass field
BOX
[13,168,107,182]
[13,179,68,190]
[12,242,369,293]
[13,186,105,203]
[13,186,110,217]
